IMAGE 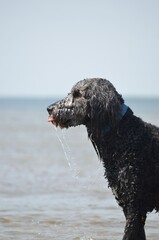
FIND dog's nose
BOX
[47,104,53,114]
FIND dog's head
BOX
[47,78,124,130]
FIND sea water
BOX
[0,97,159,240]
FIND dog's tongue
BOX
[48,116,54,122]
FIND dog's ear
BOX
[89,88,122,131]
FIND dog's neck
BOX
[86,103,129,134]
[102,103,128,134]
[86,104,132,157]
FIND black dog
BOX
[47,78,159,240]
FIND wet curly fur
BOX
[47,78,159,240]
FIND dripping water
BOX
[53,126,104,191]
[53,126,80,179]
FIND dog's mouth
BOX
[48,113,72,129]
[48,115,56,124]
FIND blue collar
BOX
[120,103,128,119]
[103,103,128,134]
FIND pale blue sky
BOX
[0,0,159,97]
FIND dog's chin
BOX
[48,116,72,129]
[58,119,72,129]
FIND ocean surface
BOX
[0,97,159,240]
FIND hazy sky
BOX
[0,0,159,97]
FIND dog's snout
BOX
[47,104,54,114]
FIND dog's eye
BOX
[73,90,82,98]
